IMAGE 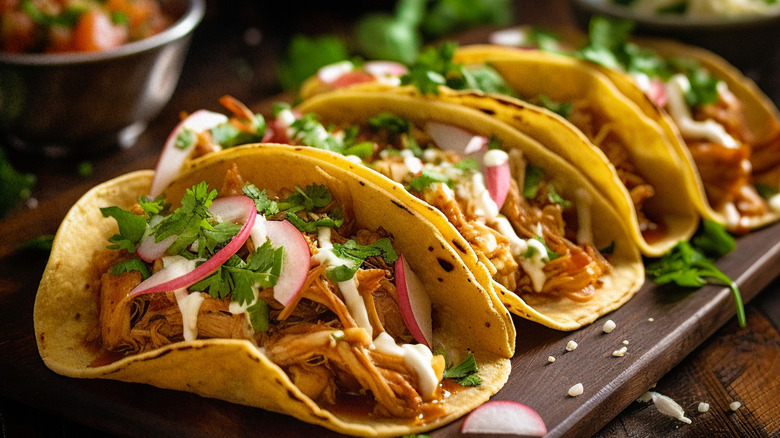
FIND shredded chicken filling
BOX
[96,171,447,420]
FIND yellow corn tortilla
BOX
[33,145,514,437]
[293,90,645,330]
[447,45,703,256]
[588,36,780,231]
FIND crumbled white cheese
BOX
[637,391,653,403]
[612,346,628,357]
[602,319,616,333]
[648,317,655,322]
[568,383,583,397]
[730,401,742,411]
[650,391,692,424]
[698,402,710,413]
[623,340,630,345]
[566,340,579,351]
[547,356,556,363]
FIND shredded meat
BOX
[97,169,439,419]
[567,101,659,234]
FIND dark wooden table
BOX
[2,1,780,437]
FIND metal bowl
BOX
[569,0,780,73]
[0,0,205,157]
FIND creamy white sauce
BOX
[665,74,738,148]
[174,288,205,342]
[249,214,267,249]
[519,238,550,292]
[483,149,509,167]
[373,332,438,399]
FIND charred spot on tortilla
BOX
[437,258,454,272]
[428,246,434,252]
[359,181,365,186]
[438,278,444,282]
[452,239,468,254]
[391,199,414,215]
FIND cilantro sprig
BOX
[576,16,720,107]
[646,220,745,327]
[242,183,345,233]
[441,350,482,386]
[327,238,399,282]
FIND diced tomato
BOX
[1,10,36,52]
[72,9,128,52]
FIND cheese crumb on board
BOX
[602,319,616,333]
[568,383,583,397]
[612,346,628,357]
[566,340,579,351]
[698,402,710,413]
[730,401,742,411]
[650,391,692,424]
[547,356,556,363]
[622,339,629,345]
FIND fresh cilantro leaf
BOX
[487,136,502,150]
[279,184,333,212]
[175,128,198,150]
[523,165,544,199]
[692,220,735,258]
[247,299,270,332]
[0,148,35,218]
[285,208,344,233]
[343,141,375,158]
[354,0,424,64]
[151,182,217,256]
[327,238,398,282]
[209,114,266,148]
[422,0,513,39]
[408,169,451,192]
[646,236,745,327]
[451,64,517,96]
[537,94,574,119]
[369,112,410,134]
[290,113,345,153]
[454,157,480,171]
[197,221,241,258]
[547,185,572,208]
[522,236,561,261]
[17,234,54,252]
[242,184,280,216]
[109,258,151,279]
[191,240,283,305]
[442,350,482,386]
[100,206,148,252]
[137,195,166,216]
[277,34,349,90]
[755,182,779,199]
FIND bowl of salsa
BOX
[0,0,205,157]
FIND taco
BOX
[297,43,701,256]
[267,90,645,331]
[487,19,780,234]
[33,145,515,437]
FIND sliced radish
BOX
[647,77,668,108]
[395,254,433,348]
[137,234,178,262]
[128,196,256,297]
[484,149,511,209]
[424,121,488,158]
[149,110,229,198]
[265,220,311,306]
[461,400,547,436]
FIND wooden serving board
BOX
[1,170,779,438]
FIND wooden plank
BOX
[1,179,779,437]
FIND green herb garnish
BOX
[109,258,151,279]
[646,220,745,327]
[326,238,399,282]
[442,350,482,386]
